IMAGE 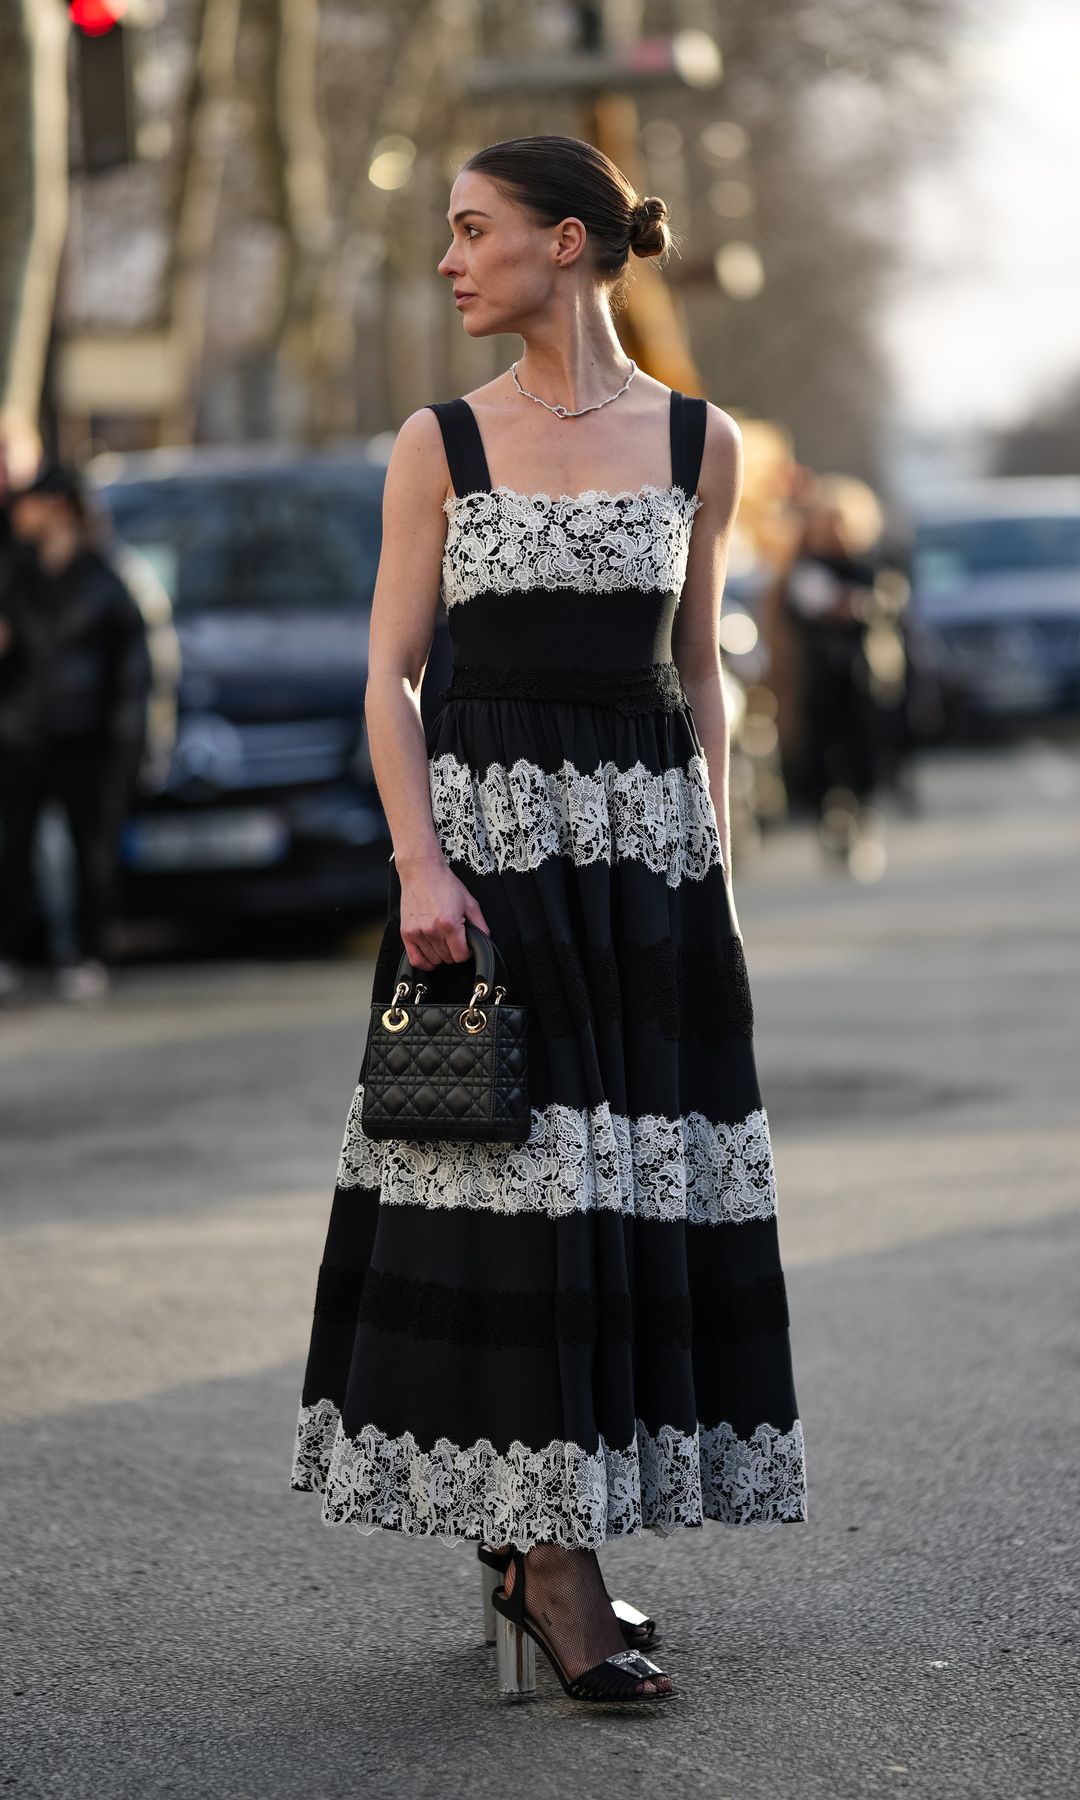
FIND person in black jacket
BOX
[0,462,152,1000]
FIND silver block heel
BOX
[495,1609,536,1700]
[481,1561,500,1646]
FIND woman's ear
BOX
[554,217,587,268]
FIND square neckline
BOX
[447,388,687,510]
[443,480,695,513]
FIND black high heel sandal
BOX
[490,1547,674,1704]
[477,1544,661,1650]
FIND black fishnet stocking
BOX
[501,1544,670,1696]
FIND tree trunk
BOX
[0,0,69,480]
[160,0,243,445]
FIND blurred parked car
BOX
[909,478,1080,731]
[89,445,402,922]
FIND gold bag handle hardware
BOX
[381,978,427,1033]
[460,978,488,1035]
[462,983,505,1033]
[380,956,509,1039]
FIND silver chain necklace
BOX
[510,357,637,419]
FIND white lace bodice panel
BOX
[441,483,702,609]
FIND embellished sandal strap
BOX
[567,1649,670,1701]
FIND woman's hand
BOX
[397,852,492,971]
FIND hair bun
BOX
[629,194,671,260]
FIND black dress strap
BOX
[427,398,492,497]
[669,390,708,499]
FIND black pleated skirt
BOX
[290,690,807,1550]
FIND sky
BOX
[881,0,1080,434]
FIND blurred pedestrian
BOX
[0,462,152,1001]
[781,473,888,868]
[0,445,42,995]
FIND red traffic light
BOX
[69,0,127,34]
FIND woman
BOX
[292,135,807,1705]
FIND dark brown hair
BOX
[460,135,676,310]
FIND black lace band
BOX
[314,1262,791,1348]
[371,928,754,1043]
[441,661,687,715]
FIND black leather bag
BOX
[360,922,530,1144]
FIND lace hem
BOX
[336,1085,778,1225]
[441,484,701,609]
[428,750,724,886]
[291,1400,807,1547]
[441,660,687,715]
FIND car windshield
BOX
[914,514,1080,591]
[101,477,382,616]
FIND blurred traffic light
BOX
[69,1,127,34]
[70,1,133,172]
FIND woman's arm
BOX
[671,404,745,926]
[364,406,491,971]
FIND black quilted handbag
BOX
[360,922,530,1144]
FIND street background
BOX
[3,740,1078,1798]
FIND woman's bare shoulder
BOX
[702,399,743,456]
[384,405,453,504]
[391,403,447,457]
[699,401,744,515]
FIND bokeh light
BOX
[368,136,417,192]
[714,241,765,299]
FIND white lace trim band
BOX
[429,751,724,886]
[337,1085,778,1226]
[441,483,701,609]
[291,1399,807,1547]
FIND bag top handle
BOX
[392,920,504,996]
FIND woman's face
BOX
[437,170,586,337]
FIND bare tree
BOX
[658,0,972,483]
[0,0,69,478]
[47,0,975,470]
[160,0,243,445]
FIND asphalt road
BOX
[2,739,1079,1799]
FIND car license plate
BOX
[122,810,290,871]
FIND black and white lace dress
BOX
[290,389,808,1549]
